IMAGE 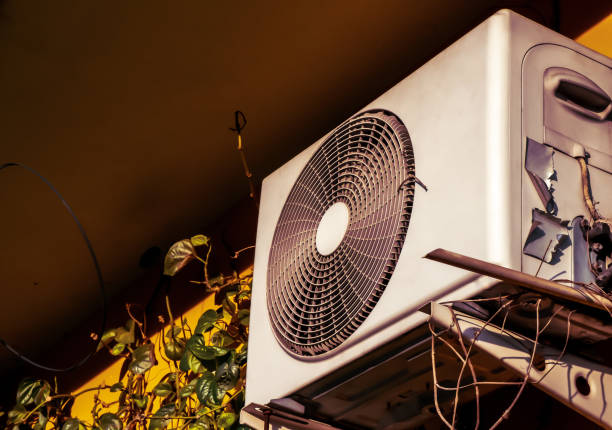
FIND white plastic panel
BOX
[521,44,612,283]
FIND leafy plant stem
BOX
[165,295,175,330]
[126,303,146,339]
[203,245,212,289]
[10,238,252,430]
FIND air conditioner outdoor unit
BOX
[244,9,612,429]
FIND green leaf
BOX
[115,320,135,344]
[215,360,240,391]
[222,296,236,316]
[164,338,185,361]
[33,410,48,430]
[179,349,192,372]
[129,344,156,374]
[187,335,229,360]
[132,395,148,410]
[235,348,248,366]
[216,412,236,429]
[165,371,179,382]
[188,417,212,430]
[237,309,250,327]
[195,310,218,334]
[190,235,210,247]
[36,382,50,406]
[207,380,226,405]
[110,343,126,356]
[16,378,50,407]
[165,326,182,339]
[195,372,226,405]
[7,405,27,424]
[164,239,196,276]
[208,273,224,287]
[97,329,117,351]
[194,373,215,404]
[99,413,122,430]
[153,382,173,398]
[148,404,175,430]
[109,382,124,392]
[212,345,230,357]
[62,419,85,430]
[211,331,235,348]
[179,379,197,398]
[179,349,204,373]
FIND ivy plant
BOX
[5,235,252,430]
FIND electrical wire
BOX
[577,157,602,221]
[0,162,107,372]
[229,110,258,206]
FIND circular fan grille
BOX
[267,110,415,358]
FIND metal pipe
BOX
[424,248,612,312]
[577,157,601,221]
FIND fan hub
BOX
[315,202,350,256]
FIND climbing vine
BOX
[4,234,252,430]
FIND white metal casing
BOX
[246,9,612,407]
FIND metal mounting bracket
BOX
[240,403,342,430]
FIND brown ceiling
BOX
[0,0,610,383]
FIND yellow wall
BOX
[576,13,612,58]
[71,293,218,421]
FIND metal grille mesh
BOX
[267,110,415,358]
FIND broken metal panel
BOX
[525,138,556,213]
[523,208,570,263]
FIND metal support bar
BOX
[240,403,342,430]
[425,248,612,312]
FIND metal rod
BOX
[242,403,341,430]
[424,248,612,312]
